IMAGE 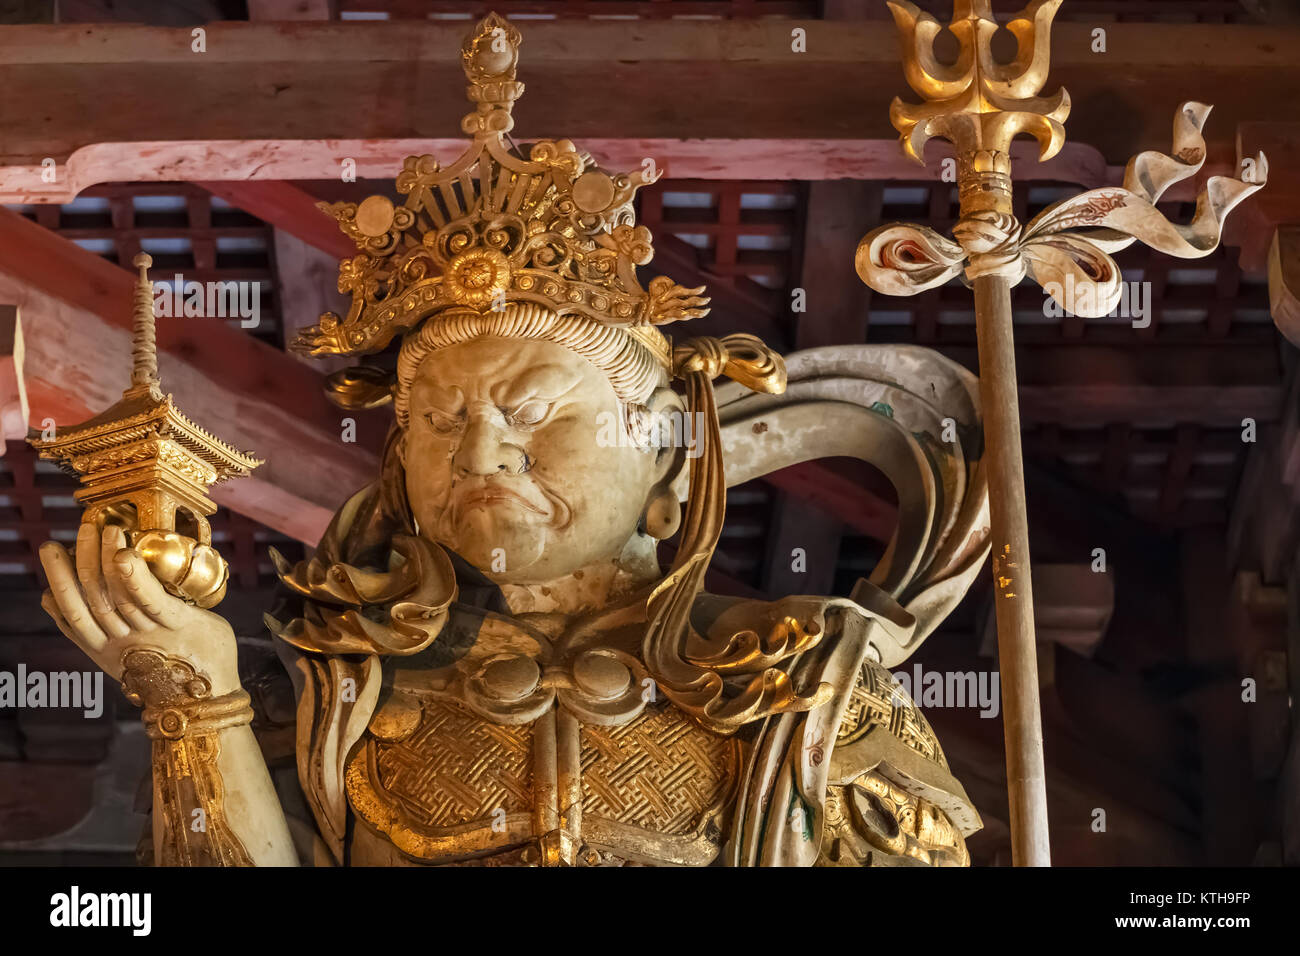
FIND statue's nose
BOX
[453,413,528,477]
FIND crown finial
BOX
[300,17,709,369]
[130,252,159,391]
[461,12,524,136]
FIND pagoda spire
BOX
[129,252,160,392]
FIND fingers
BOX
[107,544,187,630]
[101,525,158,633]
[41,589,81,645]
[75,523,130,641]
[42,589,124,680]
[38,540,109,654]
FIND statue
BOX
[33,13,992,867]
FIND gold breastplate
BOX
[343,618,741,866]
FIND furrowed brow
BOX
[491,363,582,406]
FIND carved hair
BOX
[392,301,671,452]
[393,302,668,432]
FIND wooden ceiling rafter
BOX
[0,18,1294,203]
[0,200,381,546]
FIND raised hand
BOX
[38,523,240,698]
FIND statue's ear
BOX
[645,385,693,507]
[644,386,688,487]
[640,387,688,540]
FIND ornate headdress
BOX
[279,13,821,743]
[295,12,716,413]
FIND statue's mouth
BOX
[459,486,547,515]
[438,474,574,542]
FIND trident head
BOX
[888,0,1070,215]
[860,2,1266,321]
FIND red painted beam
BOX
[0,205,378,544]
[762,460,899,544]
[199,180,354,261]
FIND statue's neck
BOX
[495,533,661,617]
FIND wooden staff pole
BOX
[863,0,1069,866]
[865,0,1264,867]
[973,271,1051,866]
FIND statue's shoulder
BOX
[691,590,982,865]
[689,589,953,758]
[837,656,953,771]
[822,656,982,865]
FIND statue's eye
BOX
[510,400,550,427]
[423,409,462,435]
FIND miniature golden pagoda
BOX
[29,253,260,608]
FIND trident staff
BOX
[856,0,1267,866]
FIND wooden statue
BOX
[34,12,995,867]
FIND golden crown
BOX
[293,12,710,369]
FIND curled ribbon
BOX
[856,101,1267,317]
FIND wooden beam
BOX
[247,0,336,18]
[760,460,897,543]
[943,344,1283,427]
[0,140,1110,205]
[55,0,228,23]
[0,305,28,452]
[269,228,351,368]
[0,206,378,544]
[200,181,352,260]
[795,181,877,348]
[1,20,1285,198]
[0,0,53,23]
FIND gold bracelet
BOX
[142,688,253,740]
[120,647,253,739]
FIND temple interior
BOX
[0,0,1298,868]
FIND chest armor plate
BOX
[344,632,742,866]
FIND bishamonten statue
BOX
[34,13,993,867]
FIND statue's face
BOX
[404,336,675,583]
